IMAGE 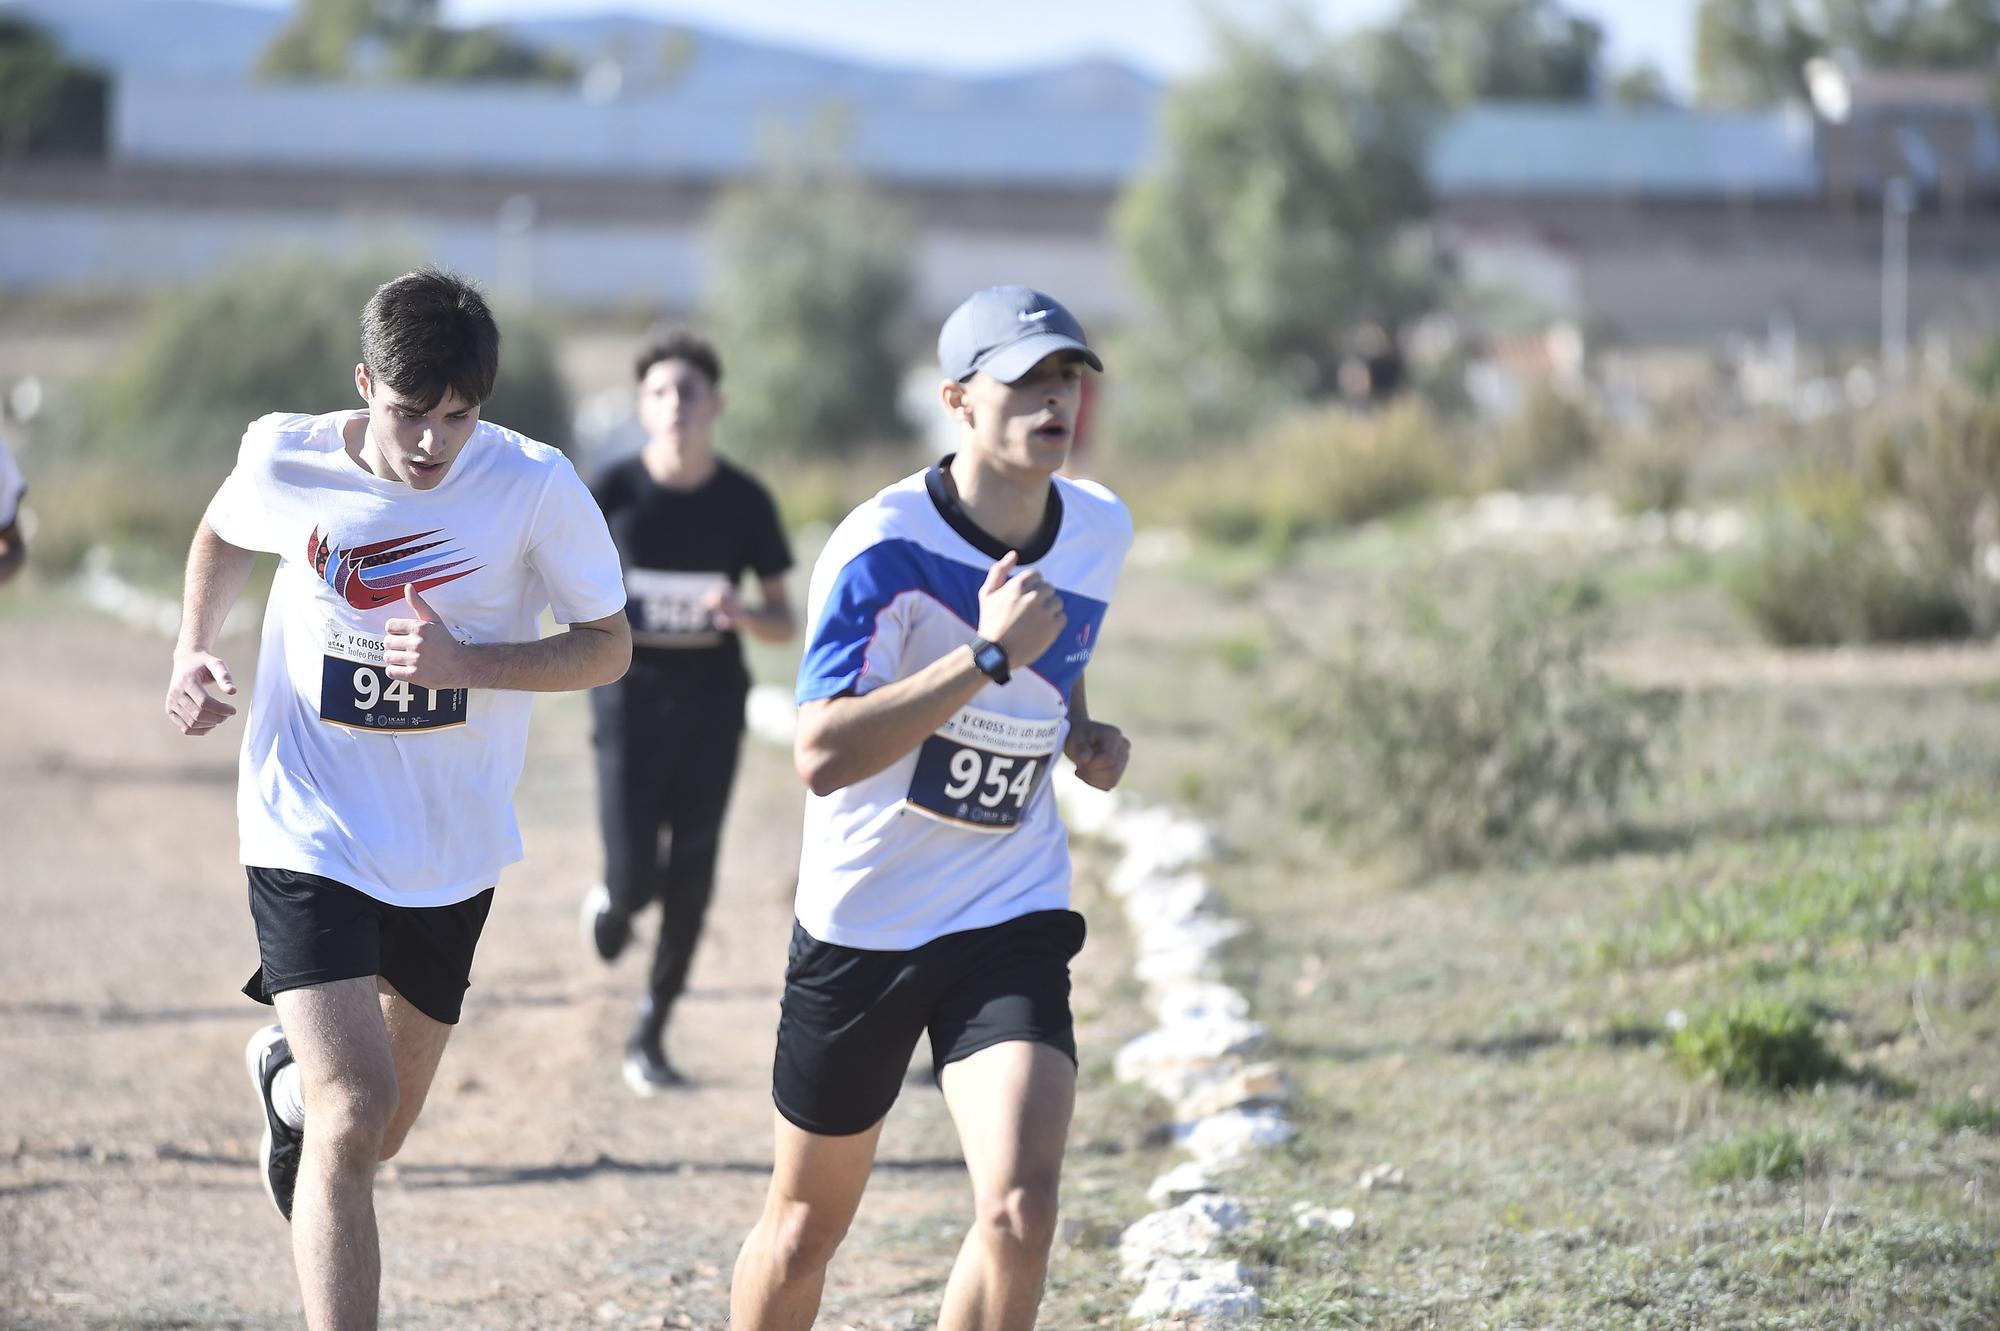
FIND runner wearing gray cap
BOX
[728,285,1133,1331]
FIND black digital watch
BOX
[968,636,1011,685]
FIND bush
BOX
[1602,428,1695,515]
[40,253,571,573]
[1281,573,1675,867]
[1872,391,2000,635]
[1136,399,1458,555]
[1672,997,1848,1093]
[1730,469,1966,646]
[1692,1126,1811,1185]
[1488,383,1599,489]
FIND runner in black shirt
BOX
[582,329,795,1093]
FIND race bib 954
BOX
[904,706,1061,833]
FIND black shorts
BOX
[242,867,494,1026]
[772,908,1087,1137]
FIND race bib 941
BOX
[904,706,1061,833]
[318,622,468,734]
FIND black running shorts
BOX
[242,867,494,1025]
[772,908,1087,1137]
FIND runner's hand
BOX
[703,584,743,630]
[1065,719,1130,790]
[977,551,1066,667]
[165,650,238,736]
[383,585,467,687]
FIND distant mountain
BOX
[0,0,1159,113]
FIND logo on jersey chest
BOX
[1063,619,1096,665]
[307,526,482,610]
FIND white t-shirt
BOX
[0,437,24,529]
[793,460,1132,950]
[207,411,626,907]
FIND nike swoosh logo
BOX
[346,585,404,609]
[1018,309,1051,323]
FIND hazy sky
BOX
[308,0,1701,90]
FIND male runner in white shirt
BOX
[164,268,630,1330]
[730,286,1133,1331]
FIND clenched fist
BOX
[976,550,1066,669]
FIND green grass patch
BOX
[1671,997,1849,1093]
[1929,1096,2000,1136]
[1691,1125,1811,1185]
[1600,826,2000,969]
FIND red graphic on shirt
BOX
[307,527,481,610]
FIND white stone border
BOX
[751,684,1297,1326]
[752,683,1280,1327]
[1058,779,1281,1328]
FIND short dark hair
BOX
[634,328,722,388]
[360,268,501,409]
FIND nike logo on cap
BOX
[1018,309,1051,323]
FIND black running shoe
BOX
[244,1024,302,1222]
[622,1040,689,1096]
[581,883,630,963]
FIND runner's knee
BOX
[311,1073,399,1162]
[971,1176,1061,1256]
[763,1199,852,1283]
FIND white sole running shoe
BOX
[622,1044,688,1096]
[243,1023,302,1221]
[580,883,630,962]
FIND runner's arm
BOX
[1063,672,1131,791]
[457,610,631,691]
[166,518,257,735]
[383,590,631,693]
[710,574,795,644]
[795,647,991,796]
[796,551,1067,795]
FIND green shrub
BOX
[1489,383,1599,489]
[1873,392,2000,635]
[1672,997,1848,1093]
[1282,574,1675,867]
[46,252,571,572]
[1730,469,1966,646]
[1692,1125,1811,1185]
[1139,399,1457,555]
[1603,429,1695,515]
[1928,1096,2000,1136]
[83,252,570,468]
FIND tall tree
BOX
[1696,0,2000,107]
[0,18,108,157]
[1116,12,1436,425]
[703,127,917,457]
[1395,0,1606,102]
[257,0,570,83]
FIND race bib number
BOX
[626,569,728,641]
[904,706,1061,833]
[318,622,467,734]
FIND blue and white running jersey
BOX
[794,459,1133,950]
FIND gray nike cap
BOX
[938,285,1103,384]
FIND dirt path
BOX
[0,606,1036,1330]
